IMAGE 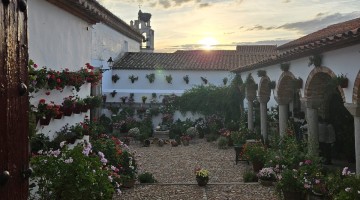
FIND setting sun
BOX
[198,37,218,50]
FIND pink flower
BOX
[304,160,312,165]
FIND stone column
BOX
[344,103,360,174]
[303,98,323,156]
[247,100,254,130]
[258,95,270,143]
[275,97,292,137]
[246,89,257,131]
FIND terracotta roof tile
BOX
[113,46,277,71]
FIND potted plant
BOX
[195,167,209,186]
[181,135,191,146]
[276,168,305,200]
[223,77,228,85]
[280,63,290,71]
[36,99,57,125]
[335,73,349,88]
[201,77,208,84]
[110,90,117,97]
[128,75,138,83]
[102,94,107,104]
[111,74,120,83]
[62,96,75,116]
[183,75,189,84]
[257,70,267,77]
[142,96,147,104]
[308,54,322,67]
[165,74,172,84]
[146,73,155,83]
[243,142,267,172]
[120,96,128,104]
[257,167,277,186]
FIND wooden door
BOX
[0,0,29,199]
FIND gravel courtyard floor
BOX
[114,139,278,200]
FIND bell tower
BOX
[131,9,154,52]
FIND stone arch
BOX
[276,71,296,100]
[353,70,360,103]
[304,66,346,102]
[245,74,257,101]
[258,76,271,98]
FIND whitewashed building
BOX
[28,0,142,138]
[232,18,360,172]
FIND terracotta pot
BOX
[252,161,264,173]
[121,179,135,188]
[39,115,51,126]
[259,179,274,186]
[73,106,81,114]
[54,113,63,119]
[196,176,209,186]
[283,191,303,200]
[62,107,73,116]
[81,105,88,112]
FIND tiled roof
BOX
[47,0,143,42]
[113,46,277,71]
[232,18,360,73]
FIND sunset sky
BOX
[98,0,360,53]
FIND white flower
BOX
[108,176,113,182]
[64,157,73,164]
[345,187,351,192]
[60,141,66,148]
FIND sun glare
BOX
[198,37,218,50]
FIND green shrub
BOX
[30,145,114,200]
[243,170,258,182]
[206,133,219,142]
[217,136,228,149]
[138,172,157,183]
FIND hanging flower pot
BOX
[54,112,63,119]
[81,105,88,112]
[62,106,73,116]
[39,115,52,126]
[73,105,81,114]
[196,176,209,186]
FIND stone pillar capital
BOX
[274,96,292,105]
[257,95,270,103]
[301,97,323,109]
[344,103,360,117]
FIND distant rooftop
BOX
[113,45,277,71]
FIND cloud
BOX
[158,0,171,8]
[282,0,291,3]
[224,32,235,35]
[199,3,211,8]
[277,12,360,34]
[243,12,360,34]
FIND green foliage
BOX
[176,76,244,123]
[30,146,114,200]
[217,136,229,149]
[243,170,258,182]
[243,142,267,163]
[30,133,50,154]
[275,168,304,193]
[138,172,157,183]
[206,133,219,142]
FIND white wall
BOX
[28,0,92,139]
[103,69,235,102]
[241,43,360,109]
[91,22,140,69]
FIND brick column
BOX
[344,103,360,174]
[258,95,270,143]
